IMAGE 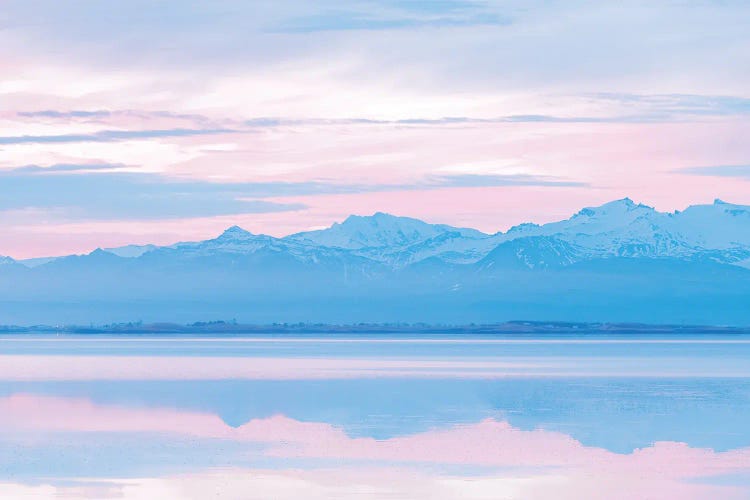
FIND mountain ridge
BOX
[13,198,750,270]
[2,197,749,326]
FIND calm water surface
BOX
[1,333,749,499]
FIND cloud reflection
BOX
[1,393,749,500]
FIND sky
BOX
[1,0,750,258]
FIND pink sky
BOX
[1,1,749,258]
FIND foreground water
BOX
[1,333,749,499]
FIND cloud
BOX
[427,174,586,188]
[2,0,748,100]
[11,163,126,173]
[590,93,750,118]
[14,109,219,126]
[12,92,750,143]
[236,173,586,195]
[0,167,584,222]
[677,165,750,179]
[16,110,112,119]
[0,128,238,145]
[239,114,687,127]
[238,105,750,127]
[0,170,304,221]
[12,112,669,133]
[269,3,509,34]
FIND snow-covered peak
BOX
[0,256,16,266]
[506,222,541,235]
[532,198,659,238]
[503,199,652,239]
[1,198,747,271]
[173,225,279,254]
[217,225,255,241]
[490,198,750,263]
[672,200,750,248]
[288,212,483,250]
[571,197,654,223]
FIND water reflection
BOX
[0,334,748,499]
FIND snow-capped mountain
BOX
[1,198,749,326]
[154,225,377,268]
[8,198,750,270]
[496,198,750,267]
[166,225,285,256]
[287,212,502,267]
[285,198,750,269]
[288,212,486,249]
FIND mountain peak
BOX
[342,212,406,224]
[219,225,254,239]
[290,212,454,250]
[617,197,635,206]
[575,198,654,217]
[604,197,650,210]
[507,222,541,234]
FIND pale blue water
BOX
[1,333,749,484]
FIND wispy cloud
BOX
[242,114,663,127]
[271,12,508,34]
[589,93,750,118]
[0,168,583,222]
[14,92,750,140]
[0,170,304,220]
[11,163,125,174]
[0,128,238,145]
[676,165,750,178]
[15,109,219,125]
[16,110,112,119]
[267,0,509,33]
[242,116,631,126]
[426,174,586,188]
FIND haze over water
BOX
[2,333,750,499]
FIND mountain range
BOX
[2,198,749,326]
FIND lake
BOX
[1,333,749,499]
